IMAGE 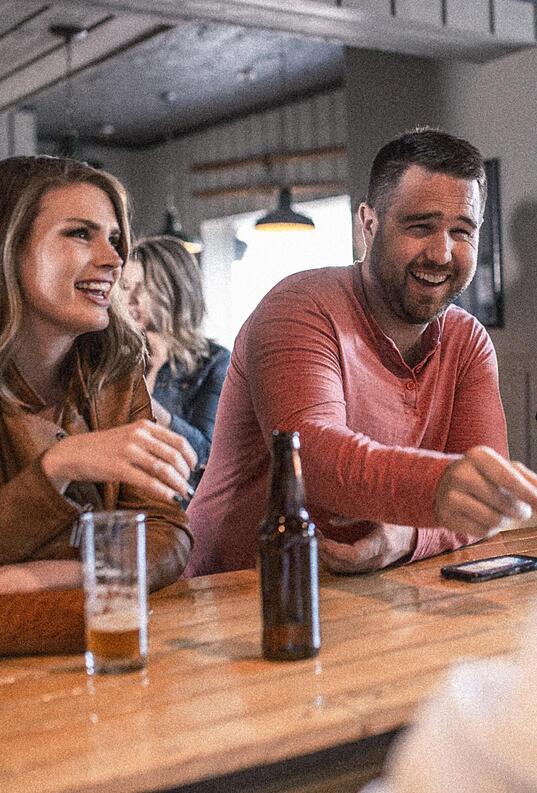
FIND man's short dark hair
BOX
[366,127,487,216]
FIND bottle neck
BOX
[267,444,306,517]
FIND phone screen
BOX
[441,554,537,582]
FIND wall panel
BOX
[128,88,348,238]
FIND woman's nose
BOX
[95,237,123,268]
[129,286,141,306]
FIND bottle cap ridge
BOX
[272,429,300,449]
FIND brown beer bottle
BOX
[259,430,320,660]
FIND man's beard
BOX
[368,232,472,325]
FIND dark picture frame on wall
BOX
[455,158,504,327]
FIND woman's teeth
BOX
[75,281,111,297]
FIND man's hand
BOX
[435,446,537,538]
[318,523,417,574]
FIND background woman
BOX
[121,235,230,488]
[0,156,196,600]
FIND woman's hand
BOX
[145,331,169,392]
[0,560,82,593]
[41,419,197,504]
[435,446,537,537]
[151,396,172,428]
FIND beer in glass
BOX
[80,510,148,674]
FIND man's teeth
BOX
[412,271,449,285]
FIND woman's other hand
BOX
[145,330,169,392]
[151,396,172,428]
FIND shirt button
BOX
[55,430,67,440]
[405,381,415,390]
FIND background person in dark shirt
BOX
[122,235,230,489]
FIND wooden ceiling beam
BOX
[192,145,346,174]
[193,179,346,199]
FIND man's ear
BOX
[359,202,378,240]
[354,203,377,262]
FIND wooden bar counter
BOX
[2,527,537,793]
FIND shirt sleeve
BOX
[244,288,505,537]
[117,371,193,591]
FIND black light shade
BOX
[57,129,82,160]
[50,24,88,161]
[255,187,315,232]
[162,208,203,254]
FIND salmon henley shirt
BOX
[185,264,508,577]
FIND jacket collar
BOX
[8,349,90,414]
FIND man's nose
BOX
[425,232,452,266]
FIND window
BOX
[201,194,353,349]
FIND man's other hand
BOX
[318,523,417,574]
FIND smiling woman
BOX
[0,156,196,614]
[18,182,123,344]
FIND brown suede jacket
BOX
[0,360,192,592]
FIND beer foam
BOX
[88,611,141,632]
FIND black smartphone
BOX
[441,554,537,582]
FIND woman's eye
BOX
[109,235,121,249]
[66,227,90,240]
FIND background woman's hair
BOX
[0,155,144,409]
[130,235,209,374]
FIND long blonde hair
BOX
[0,155,144,409]
[130,235,209,375]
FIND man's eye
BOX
[109,235,121,249]
[452,228,473,239]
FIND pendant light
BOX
[255,49,315,233]
[50,24,88,160]
[255,187,315,231]
[162,206,203,255]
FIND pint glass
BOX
[80,510,148,674]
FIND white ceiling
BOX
[1,0,536,149]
